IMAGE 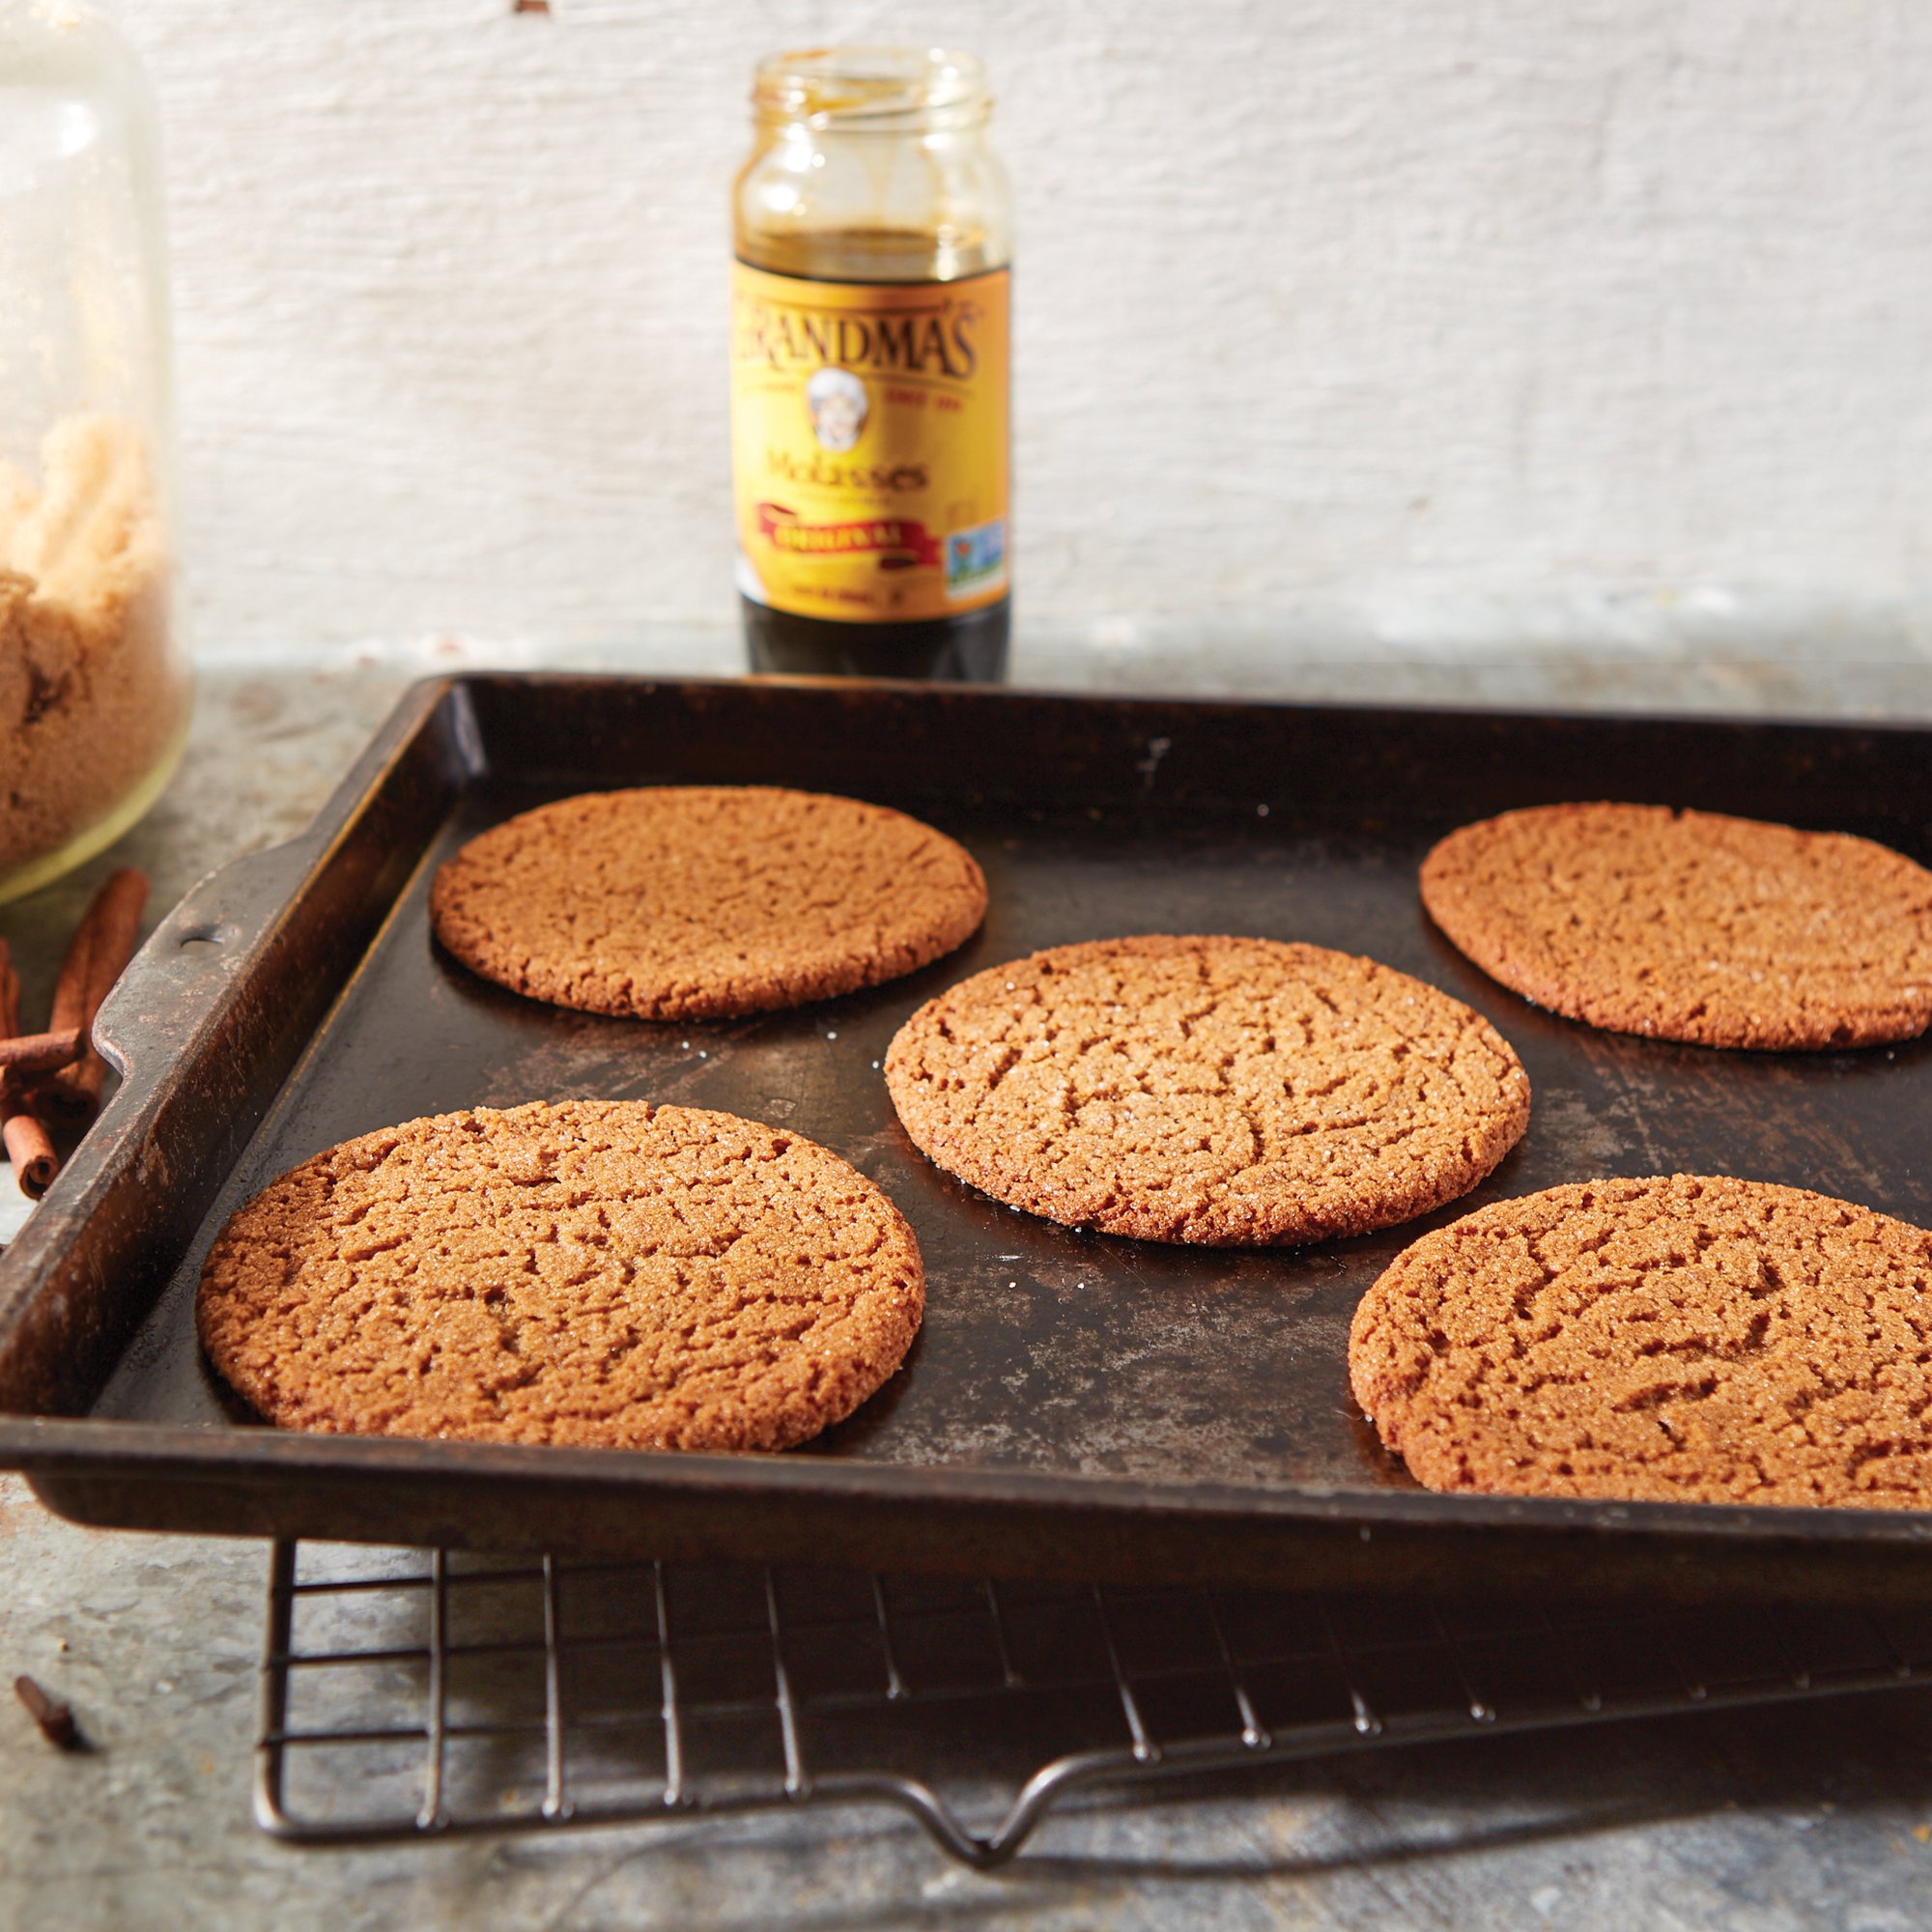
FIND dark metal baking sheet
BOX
[4,673,1932,1602]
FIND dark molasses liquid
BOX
[743,593,1009,681]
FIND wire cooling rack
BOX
[259,1540,1932,1868]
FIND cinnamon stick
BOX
[1,1116,56,1199]
[14,1674,78,1749]
[45,900,95,1037]
[0,944,58,1199]
[0,1028,81,1078]
[38,867,148,1122]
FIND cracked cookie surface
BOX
[1350,1175,1932,1509]
[196,1101,924,1451]
[1421,802,1932,1050]
[430,785,986,1020]
[884,935,1530,1247]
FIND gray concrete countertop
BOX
[6,638,1932,1931]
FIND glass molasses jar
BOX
[731,46,1011,681]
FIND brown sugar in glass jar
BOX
[1,4,191,903]
[731,47,1011,681]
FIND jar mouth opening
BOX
[752,46,991,131]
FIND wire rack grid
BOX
[258,1539,1932,1869]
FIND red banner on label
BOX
[755,503,943,569]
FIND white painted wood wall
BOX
[120,0,1932,655]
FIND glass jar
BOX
[0,1,190,905]
[731,46,1012,681]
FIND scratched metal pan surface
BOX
[3,674,1931,1603]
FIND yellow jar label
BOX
[730,262,1009,624]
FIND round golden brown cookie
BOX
[1420,802,1932,1050]
[1350,1175,1932,1510]
[429,786,986,1021]
[883,935,1531,1247]
[196,1101,924,1452]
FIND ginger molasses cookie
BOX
[430,786,986,1021]
[196,1101,924,1452]
[1420,803,1932,1050]
[1350,1175,1932,1510]
[884,935,1530,1247]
